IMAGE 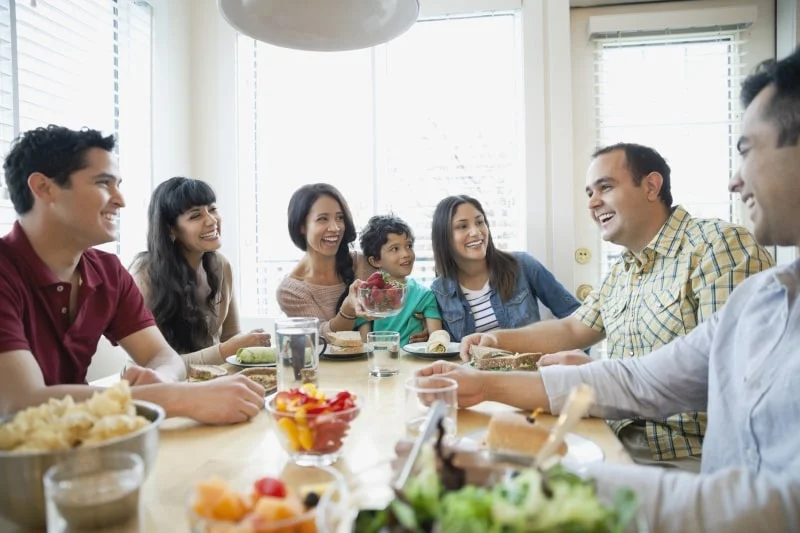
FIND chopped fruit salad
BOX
[269,385,359,455]
[358,272,407,315]
[191,475,325,532]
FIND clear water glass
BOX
[44,450,144,532]
[275,317,320,390]
[366,331,400,377]
[404,376,458,441]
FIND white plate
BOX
[403,342,461,359]
[457,429,604,469]
[225,355,276,368]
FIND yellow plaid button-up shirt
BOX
[574,206,775,460]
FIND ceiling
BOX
[570,0,696,7]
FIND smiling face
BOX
[729,84,800,247]
[371,232,415,280]
[46,147,126,248]
[303,195,346,257]
[585,150,668,252]
[450,202,490,264]
[172,204,222,254]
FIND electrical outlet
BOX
[576,284,593,301]
[574,248,591,265]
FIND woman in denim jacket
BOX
[430,195,580,341]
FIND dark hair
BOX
[3,125,116,215]
[359,214,414,265]
[592,143,673,207]
[741,46,800,147]
[287,183,356,309]
[431,195,518,301]
[131,177,221,354]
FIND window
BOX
[0,0,153,263]
[593,33,745,275]
[237,11,526,317]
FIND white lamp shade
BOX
[218,0,420,52]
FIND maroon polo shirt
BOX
[0,222,156,385]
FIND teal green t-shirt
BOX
[355,278,441,346]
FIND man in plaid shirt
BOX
[459,143,775,471]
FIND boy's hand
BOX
[408,313,429,343]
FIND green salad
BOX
[354,450,638,533]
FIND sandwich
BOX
[468,345,541,371]
[324,331,365,356]
[188,364,227,381]
[485,411,567,457]
[238,367,277,393]
[426,329,451,353]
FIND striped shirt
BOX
[573,206,775,461]
[461,281,499,333]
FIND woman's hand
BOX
[344,279,383,321]
[220,329,271,357]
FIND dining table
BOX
[4,352,632,533]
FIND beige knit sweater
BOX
[130,252,239,365]
[276,253,374,336]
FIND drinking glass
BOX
[44,451,143,532]
[366,331,400,377]
[403,376,458,441]
[275,317,321,390]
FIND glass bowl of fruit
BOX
[187,465,347,533]
[266,385,361,467]
[358,272,408,318]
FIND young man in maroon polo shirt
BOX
[0,125,264,425]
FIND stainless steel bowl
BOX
[0,399,165,529]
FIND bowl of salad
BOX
[266,385,361,467]
[327,425,641,533]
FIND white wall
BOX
[177,0,779,312]
[568,0,776,290]
[88,0,195,382]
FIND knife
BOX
[393,399,447,492]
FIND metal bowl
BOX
[0,400,165,529]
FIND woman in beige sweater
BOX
[131,178,270,365]
[277,183,375,336]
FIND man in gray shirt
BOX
[418,48,800,531]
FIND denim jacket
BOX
[430,252,580,341]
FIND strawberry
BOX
[364,272,384,288]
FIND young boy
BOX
[357,214,442,346]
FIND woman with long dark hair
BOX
[130,177,269,365]
[430,195,579,341]
[277,183,375,335]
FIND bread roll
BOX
[485,412,567,457]
[325,331,364,347]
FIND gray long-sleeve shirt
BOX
[541,259,800,532]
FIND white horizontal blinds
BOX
[15,0,115,133]
[115,0,153,264]
[373,11,524,286]
[0,0,13,190]
[236,9,525,318]
[593,32,746,276]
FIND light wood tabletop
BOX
[5,354,631,532]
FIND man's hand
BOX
[415,360,488,408]
[122,366,165,386]
[183,375,265,425]
[538,350,593,367]
[459,332,499,361]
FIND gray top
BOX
[541,259,800,533]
